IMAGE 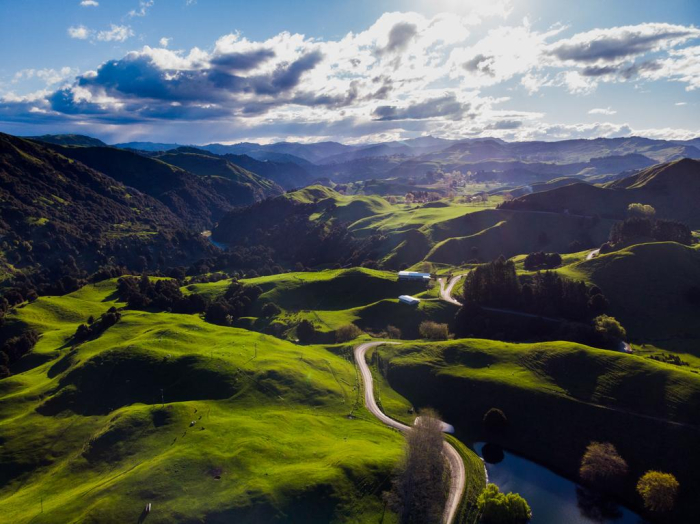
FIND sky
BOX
[0,0,699,145]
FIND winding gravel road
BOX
[354,341,466,524]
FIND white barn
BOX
[398,271,431,282]
[398,295,420,305]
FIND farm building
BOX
[398,271,431,282]
[398,295,420,305]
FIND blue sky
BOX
[0,0,699,144]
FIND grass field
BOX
[0,280,408,523]
[376,338,700,521]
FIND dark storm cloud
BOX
[372,94,468,121]
[377,22,418,55]
[549,27,696,63]
[210,48,276,71]
[581,60,662,78]
[462,54,495,76]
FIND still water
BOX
[475,443,646,524]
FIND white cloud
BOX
[13,67,78,86]
[159,37,171,47]
[68,25,91,39]
[80,0,99,6]
[128,0,154,18]
[588,107,617,115]
[97,25,134,42]
[675,102,687,106]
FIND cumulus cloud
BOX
[97,25,134,42]
[68,25,90,39]
[80,0,99,6]
[588,107,616,115]
[5,12,700,143]
[128,0,154,18]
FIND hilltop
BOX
[40,144,280,229]
[502,158,700,227]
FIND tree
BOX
[477,484,532,523]
[335,324,362,343]
[627,203,656,219]
[593,315,627,347]
[419,321,449,340]
[387,409,448,523]
[579,442,628,490]
[297,319,316,343]
[386,325,402,339]
[483,408,508,434]
[636,471,679,512]
[261,302,281,318]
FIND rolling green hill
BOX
[558,242,700,355]
[40,144,279,229]
[377,338,700,521]
[0,280,404,523]
[503,158,700,228]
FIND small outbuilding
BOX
[398,295,420,306]
[398,271,432,282]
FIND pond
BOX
[475,443,647,524]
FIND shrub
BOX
[297,319,316,343]
[419,321,449,340]
[386,325,402,339]
[477,484,532,523]
[636,471,679,512]
[261,302,281,317]
[579,442,628,490]
[593,315,627,347]
[483,408,508,434]
[335,324,362,343]
[627,203,656,218]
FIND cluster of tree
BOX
[116,275,261,327]
[204,281,262,327]
[0,329,39,378]
[455,257,629,347]
[522,252,562,270]
[579,442,679,514]
[386,410,448,523]
[460,257,608,321]
[608,217,693,247]
[73,308,122,343]
[477,484,532,524]
[335,324,362,343]
[296,319,316,343]
[419,321,449,340]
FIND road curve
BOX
[439,276,463,306]
[354,341,466,524]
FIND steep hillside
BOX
[221,153,314,189]
[154,150,283,198]
[42,144,265,228]
[502,159,700,227]
[0,133,213,290]
[425,208,614,264]
[30,134,107,147]
[378,339,700,521]
[559,242,700,354]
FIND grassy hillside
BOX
[188,268,451,340]
[0,280,405,523]
[377,338,700,521]
[503,158,700,228]
[558,242,700,356]
[425,209,613,264]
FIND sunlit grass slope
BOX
[0,280,405,523]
